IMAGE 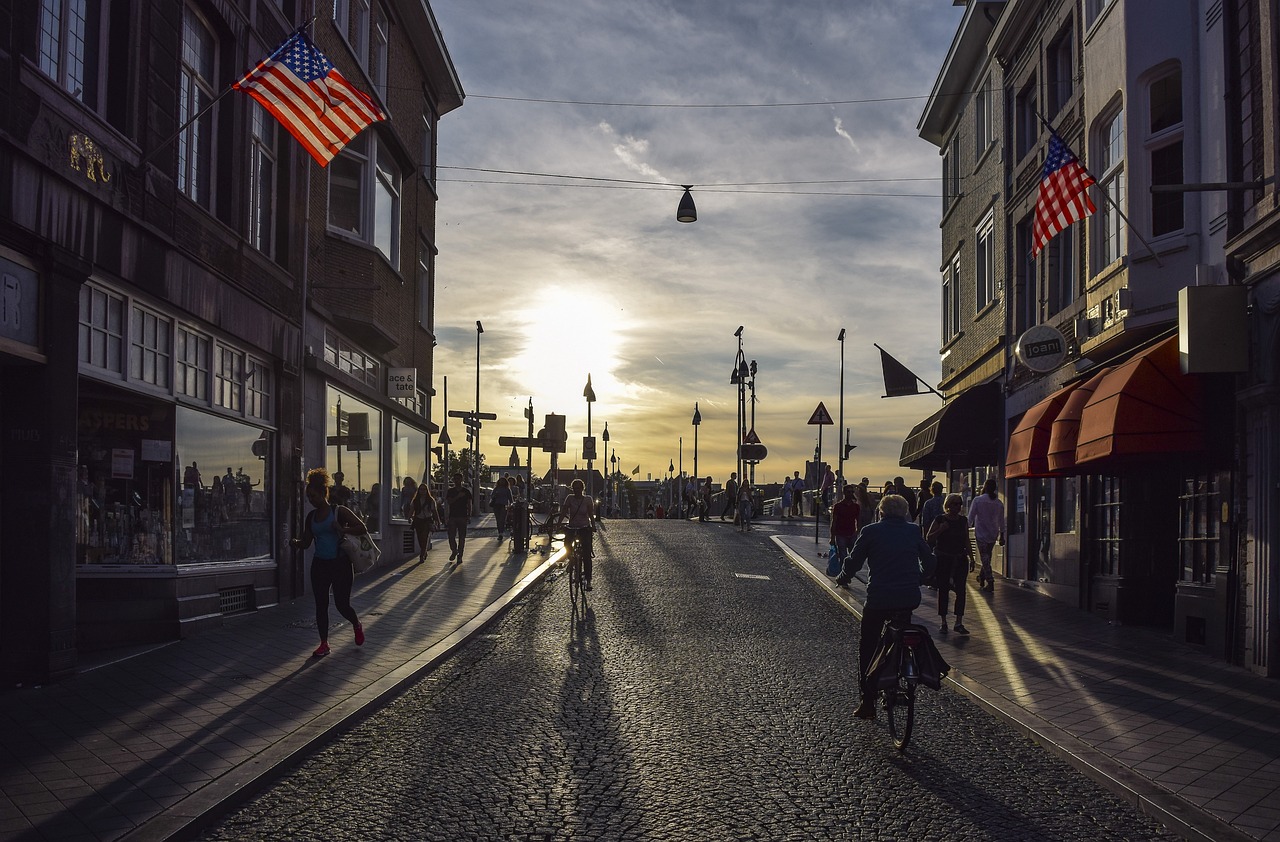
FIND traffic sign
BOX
[498,436,542,448]
[740,443,768,462]
[808,402,834,425]
[448,410,498,420]
[743,428,761,444]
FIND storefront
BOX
[73,280,284,650]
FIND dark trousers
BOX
[936,554,968,618]
[311,556,358,643]
[494,505,508,535]
[447,516,469,556]
[859,607,912,702]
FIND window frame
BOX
[1015,75,1039,161]
[974,75,991,156]
[975,210,996,312]
[942,253,962,343]
[1146,68,1185,238]
[178,3,218,208]
[1094,107,1127,269]
[328,131,402,269]
[248,103,278,259]
[1047,22,1074,117]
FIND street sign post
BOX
[808,402,833,545]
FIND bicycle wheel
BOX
[885,660,917,752]
[567,541,582,604]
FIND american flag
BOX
[234,32,386,167]
[1032,133,1096,257]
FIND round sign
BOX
[739,443,768,462]
[1015,324,1068,373]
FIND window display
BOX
[325,386,382,525]
[391,419,427,522]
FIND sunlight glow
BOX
[507,286,625,408]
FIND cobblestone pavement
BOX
[199,520,1179,841]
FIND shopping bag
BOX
[343,533,381,574]
[826,543,843,577]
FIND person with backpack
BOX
[290,468,367,658]
[925,493,975,635]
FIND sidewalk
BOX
[774,533,1280,842]
[0,516,561,842]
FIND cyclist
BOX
[560,479,596,590]
[835,493,935,720]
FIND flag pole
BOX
[1032,111,1163,268]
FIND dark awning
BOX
[1075,336,1204,465]
[1046,367,1111,474]
[1006,381,1080,479]
[899,381,1003,471]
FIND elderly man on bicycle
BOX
[835,493,935,720]
[560,479,596,591]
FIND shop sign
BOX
[1014,324,1068,373]
[387,367,416,398]
[0,258,39,349]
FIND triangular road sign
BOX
[744,428,761,444]
[808,402,834,425]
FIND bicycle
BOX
[564,527,588,604]
[867,611,946,752]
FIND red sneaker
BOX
[312,642,330,658]
[354,623,365,646]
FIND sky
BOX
[428,0,966,488]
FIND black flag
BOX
[878,346,924,398]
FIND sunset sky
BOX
[428,0,964,487]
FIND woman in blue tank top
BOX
[290,468,368,658]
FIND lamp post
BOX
[837,328,846,496]
[474,320,483,508]
[747,360,758,485]
[668,459,675,513]
[439,375,451,489]
[691,403,701,493]
[583,375,596,504]
[731,326,746,490]
[610,448,618,516]
[678,437,684,518]
[601,422,610,515]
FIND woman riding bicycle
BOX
[560,479,596,591]
[835,493,935,720]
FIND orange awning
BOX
[1075,336,1204,464]
[1046,367,1112,474]
[1005,382,1080,479]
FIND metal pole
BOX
[837,329,845,497]
[474,321,483,509]
[814,428,823,545]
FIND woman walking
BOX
[925,493,975,635]
[290,468,368,657]
[738,478,754,532]
[409,482,440,563]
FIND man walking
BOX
[968,478,1005,591]
[720,472,738,521]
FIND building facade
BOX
[0,0,461,685]
[920,0,1275,678]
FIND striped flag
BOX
[234,31,386,167]
[1032,133,1096,257]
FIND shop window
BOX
[176,325,211,400]
[1054,476,1077,532]
[1178,474,1219,584]
[215,345,244,412]
[178,4,217,208]
[129,306,171,389]
[326,386,382,526]
[79,284,125,374]
[391,419,427,521]
[1094,108,1126,268]
[175,406,272,564]
[1093,476,1121,577]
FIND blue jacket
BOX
[845,515,936,611]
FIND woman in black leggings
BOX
[291,468,368,657]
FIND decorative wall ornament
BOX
[69,133,111,183]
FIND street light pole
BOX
[691,402,701,493]
[748,360,758,486]
[731,326,745,490]
[474,321,483,508]
[584,375,596,503]
[837,328,846,496]
[601,422,610,515]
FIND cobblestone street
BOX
[200,521,1177,841]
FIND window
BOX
[352,0,370,66]
[1047,24,1074,116]
[1095,109,1126,267]
[335,0,389,108]
[1015,76,1039,160]
[130,306,172,389]
[976,212,995,311]
[1231,0,1264,212]
[1085,0,1116,27]
[1148,70,1184,237]
[40,0,97,105]
[372,4,389,102]
[1094,476,1121,577]
[328,133,402,267]
[79,284,125,374]
[215,345,244,412]
[249,104,278,258]
[421,108,435,184]
[943,134,961,211]
[178,5,216,207]
[1014,217,1035,337]
[942,254,961,342]
[974,77,991,155]
[1178,474,1219,585]
[1054,477,1077,532]
[176,325,211,400]
[391,419,428,522]
[246,358,272,422]
[324,329,382,388]
[417,237,434,330]
[1047,229,1075,315]
[326,386,382,521]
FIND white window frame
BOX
[974,76,990,155]
[40,0,97,105]
[178,4,217,208]
[372,3,389,103]
[129,305,172,389]
[78,284,125,375]
[1146,68,1185,238]
[246,357,272,422]
[1015,76,1038,160]
[976,211,995,312]
[421,107,435,185]
[215,345,244,413]
[1094,107,1126,269]
[176,324,211,401]
[417,237,434,330]
[942,253,962,343]
[328,132,402,268]
[248,103,278,258]
[324,329,383,389]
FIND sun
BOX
[506,285,624,408]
